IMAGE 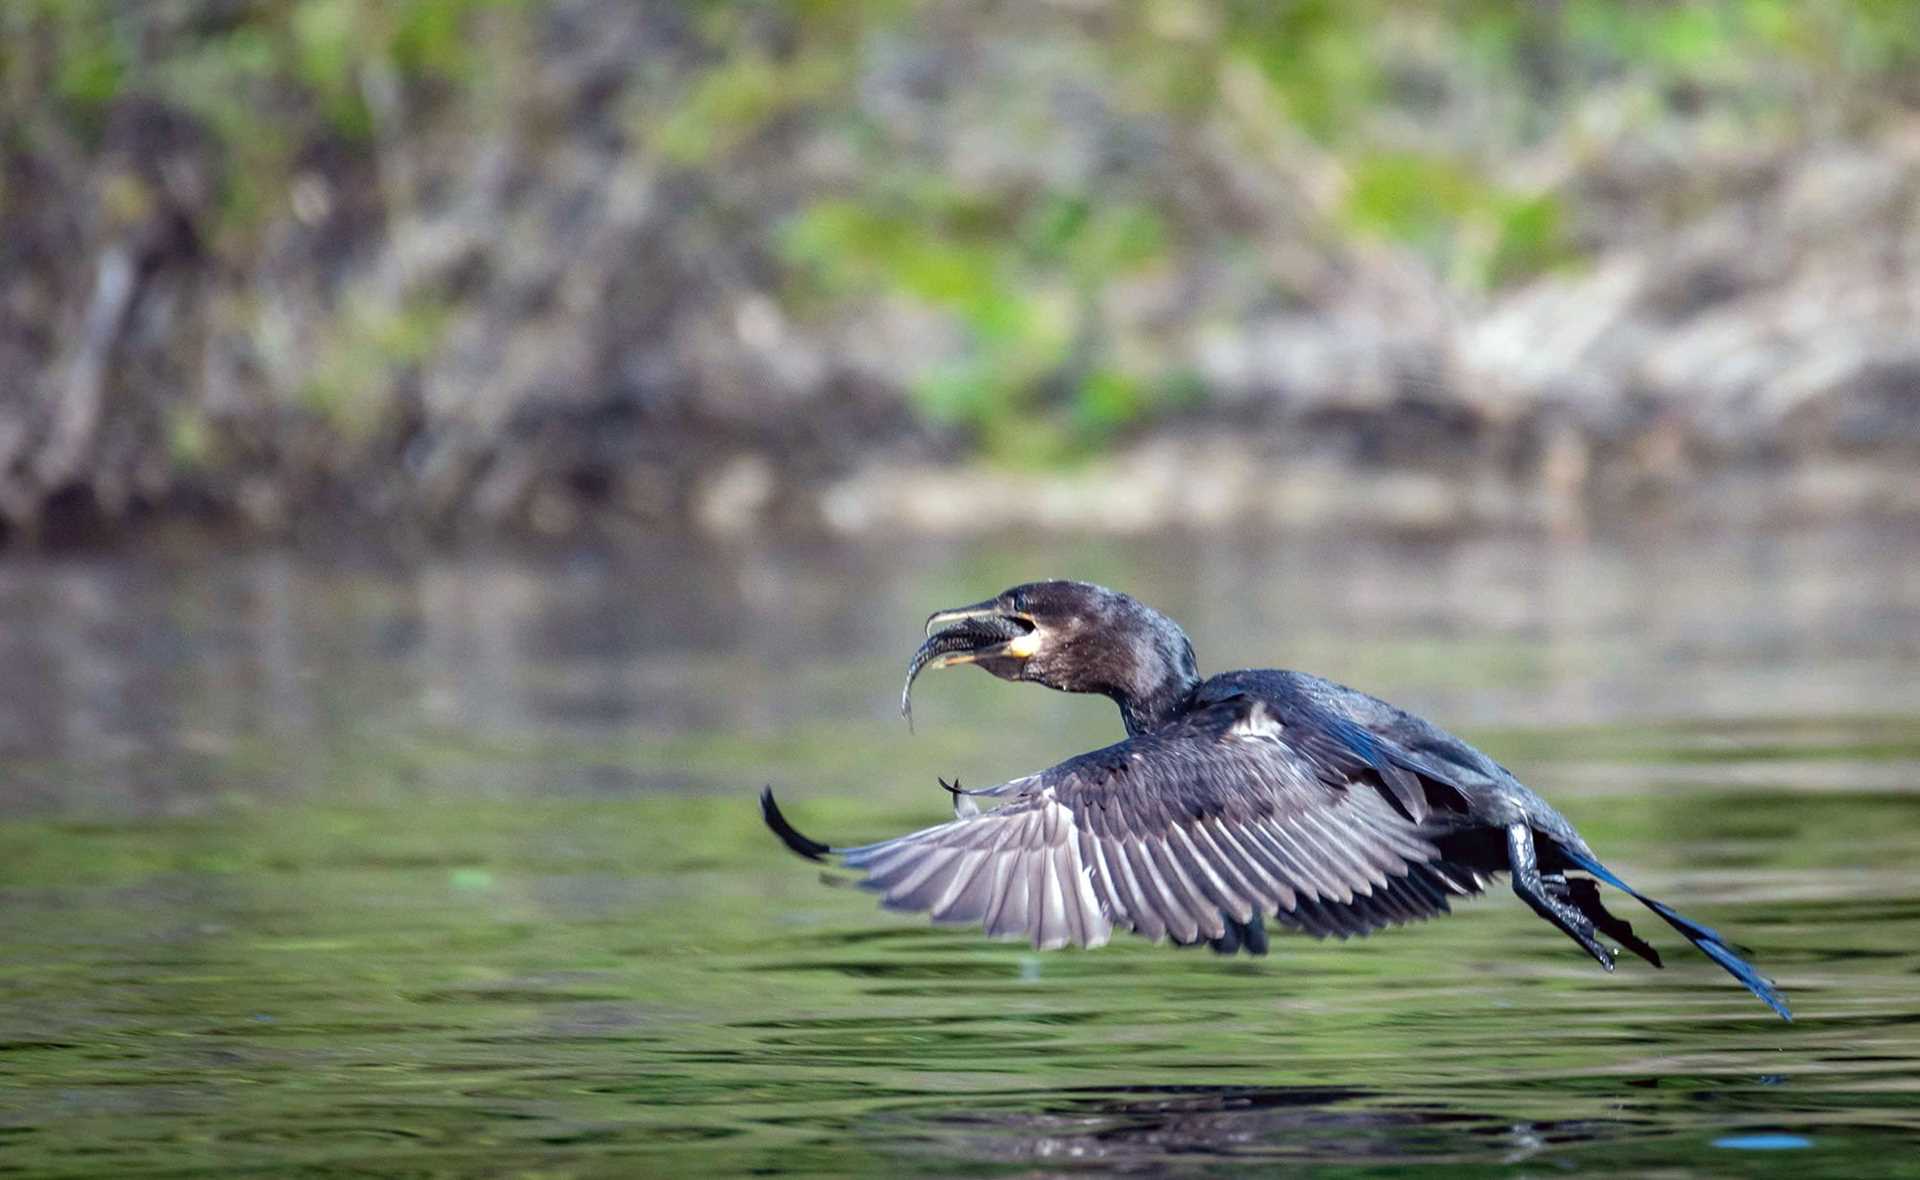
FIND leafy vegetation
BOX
[4,0,521,232]
[767,0,1920,459]
[300,296,452,440]
[783,191,1170,463]
[2,0,1917,513]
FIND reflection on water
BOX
[894,1084,1626,1169]
[1,525,1919,1176]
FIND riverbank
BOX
[4,3,1917,546]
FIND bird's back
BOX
[1192,668,1588,852]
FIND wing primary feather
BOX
[1078,829,1129,926]
[1398,865,1453,912]
[1107,839,1167,940]
[1192,820,1274,916]
[1347,792,1441,863]
[982,830,1027,938]
[1298,811,1375,898]
[1213,821,1297,913]
[840,819,964,867]
[1031,843,1064,949]
[869,845,956,893]
[992,850,1033,938]
[1269,820,1352,904]
[1375,764,1429,824]
[1241,822,1312,909]
[1167,825,1252,924]
[931,850,996,924]
[848,840,927,879]
[1323,806,1407,886]
[1037,803,1075,948]
[1366,880,1422,925]
[1226,821,1304,912]
[879,848,961,908]
[1052,842,1090,948]
[1126,838,1200,943]
[1287,895,1345,938]
[1146,836,1225,939]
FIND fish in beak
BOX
[900,599,1039,729]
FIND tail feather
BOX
[1558,846,1791,1022]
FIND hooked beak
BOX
[923,598,1012,637]
[901,599,1038,729]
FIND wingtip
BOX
[761,786,832,862]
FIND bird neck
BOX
[1114,680,1196,736]
[1104,618,1201,737]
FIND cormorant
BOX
[761,580,1790,1020]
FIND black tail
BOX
[1559,846,1792,1021]
[761,787,831,862]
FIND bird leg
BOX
[1547,871,1664,967]
[1507,823,1614,971]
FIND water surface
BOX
[3,526,1919,1176]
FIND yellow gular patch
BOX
[1005,630,1042,658]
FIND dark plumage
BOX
[763,580,1791,1020]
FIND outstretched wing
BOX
[798,694,1490,952]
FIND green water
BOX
[3,529,1920,1177]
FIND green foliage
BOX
[300,297,451,438]
[1485,193,1574,289]
[165,403,213,470]
[1343,153,1486,251]
[784,191,1170,464]
[656,52,845,164]
[1460,0,1920,100]
[1343,153,1574,287]
[1075,368,1151,435]
[649,0,912,164]
[52,26,125,110]
[0,1,125,138]
[1220,0,1384,143]
[772,0,1920,464]
[9,0,1920,479]
[289,0,374,138]
[1205,0,1920,293]
[1565,0,1734,71]
[4,0,520,233]
[768,0,1920,463]
[285,0,521,137]
[390,0,508,79]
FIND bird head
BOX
[902,580,1198,731]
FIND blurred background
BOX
[5,3,1920,1176]
[3,0,1918,541]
